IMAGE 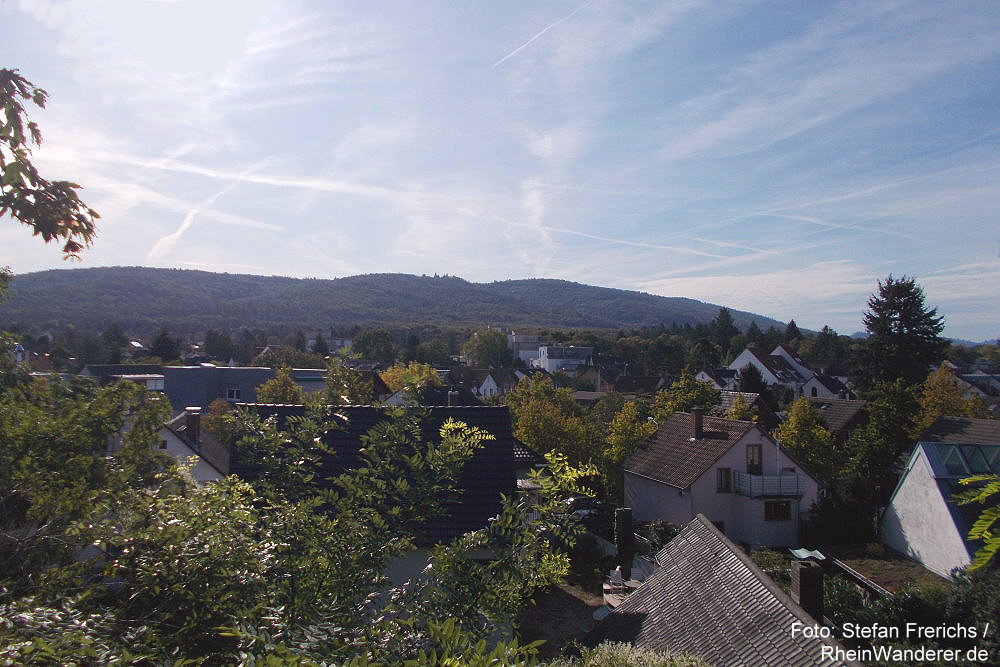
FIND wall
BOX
[880,451,971,579]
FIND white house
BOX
[157,408,229,483]
[880,418,1000,578]
[534,346,592,373]
[624,409,820,547]
[727,345,814,392]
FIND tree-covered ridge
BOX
[0,267,787,336]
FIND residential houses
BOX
[802,397,868,443]
[586,515,854,666]
[879,416,1000,578]
[624,408,820,548]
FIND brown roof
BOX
[803,398,868,437]
[919,416,1000,444]
[624,412,756,489]
[586,515,854,666]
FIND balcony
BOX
[732,471,805,498]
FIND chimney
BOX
[838,389,846,399]
[185,406,201,446]
[791,559,824,621]
[615,507,634,580]
[447,390,459,407]
[692,406,704,439]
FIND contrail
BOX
[492,0,595,70]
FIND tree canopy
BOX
[0,69,98,258]
[462,328,512,368]
[853,275,948,390]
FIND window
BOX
[811,386,818,397]
[764,500,791,521]
[716,468,732,493]
[782,466,796,474]
[746,444,762,475]
[227,386,242,400]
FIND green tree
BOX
[736,363,777,410]
[650,369,720,421]
[292,329,307,352]
[853,275,949,391]
[784,319,802,344]
[148,329,181,362]
[912,363,992,437]
[203,329,236,361]
[462,328,511,368]
[846,379,919,492]
[602,402,656,500]
[101,323,128,364]
[353,328,397,364]
[380,361,444,393]
[710,307,739,358]
[777,398,839,483]
[725,393,757,422]
[0,68,98,258]
[416,339,452,365]
[324,353,374,405]
[957,474,999,571]
[312,331,330,356]
[505,376,593,465]
[255,366,306,404]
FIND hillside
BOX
[0,267,787,335]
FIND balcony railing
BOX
[732,471,805,498]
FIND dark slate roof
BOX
[743,348,804,384]
[803,398,868,436]
[919,416,1000,445]
[613,375,665,395]
[624,413,756,489]
[446,366,494,388]
[586,515,854,666]
[230,405,517,544]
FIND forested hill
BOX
[0,267,787,335]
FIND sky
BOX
[1,0,998,341]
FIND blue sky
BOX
[2,0,998,341]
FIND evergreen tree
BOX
[853,275,948,390]
[149,329,181,362]
[312,332,329,356]
[784,319,801,344]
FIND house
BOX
[573,365,618,393]
[157,408,230,483]
[803,397,867,443]
[507,332,543,365]
[695,367,739,390]
[230,404,523,545]
[80,363,164,384]
[624,409,820,547]
[727,345,814,392]
[586,514,854,666]
[880,421,1000,578]
[162,365,275,409]
[534,346,592,373]
[802,374,854,400]
[718,390,780,431]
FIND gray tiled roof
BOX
[919,416,1000,444]
[586,515,853,666]
[624,412,755,489]
[802,398,868,436]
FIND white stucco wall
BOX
[880,451,971,579]
[158,428,224,483]
[624,428,819,547]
